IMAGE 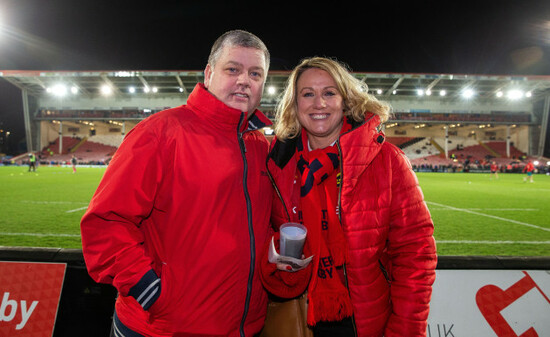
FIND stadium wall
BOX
[37,96,187,112]
[1,247,549,337]
[389,98,533,115]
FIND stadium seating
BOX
[88,134,124,148]
[385,137,416,147]
[484,141,525,158]
[36,139,117,165]
[398,136,543,172]
[402,138,440,160]
[16,132,540,171]
[40,137,81,156]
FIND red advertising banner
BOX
[428,270,550,336]
[0,261,66,337]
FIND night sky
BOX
[1,0,550,154]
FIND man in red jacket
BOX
[80,30,273,337]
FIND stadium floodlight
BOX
[462,89,474,99]
[534,161,539,165]
[392,90,397,95]
[100,85,112,96]
[128,86,136,94]
[144,86,151,93]
[179,87,184,93]
[49,84,67,97]
[152,87,158,93]
[507,89,523,100]
[417,89,424,96]
[439,90,446,96]
[525,91,532,98]
[115,71,133,77]
[71,86,78,94]
[426,90,432,96]
[496,91,503,98]
[267,86,276,95]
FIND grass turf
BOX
[0,166,549,255]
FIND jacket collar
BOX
[186,83,272,132]
[269,113,385,170]
[338,113,386,184]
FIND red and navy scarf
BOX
[296,119,354,324]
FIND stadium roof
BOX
[2,70,550,107]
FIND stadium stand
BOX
[402,138,440,160]
[88,134,124,148]
[36,138,117,165]
[40,137,81,156]
[397,135,547,172]
[484,141,525,158]
[385,137,416,147]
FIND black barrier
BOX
[1,247,549,337]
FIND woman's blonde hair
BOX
[274,57,391,140]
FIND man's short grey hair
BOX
[208,29,270,71]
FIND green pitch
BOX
[0,166,105,249]
[0,166,549,255]
[417,171,550,256]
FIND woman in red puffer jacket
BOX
[260,57,437,337]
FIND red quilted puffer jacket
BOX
[266,114,437,337]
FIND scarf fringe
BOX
[308,290,354,325]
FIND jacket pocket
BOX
[128,269,162,311]
[112,309,146,337]
[148,263,171,319]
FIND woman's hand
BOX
[268,237,313,272]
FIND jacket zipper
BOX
[336,140,358,337]
[266,164,292,222]
[238,112,255,337]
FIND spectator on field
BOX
[71,155,77,173]
[523,160,535,183]
[28,153,37,172]
[259,57,437,337]
[490,161,499,179]
[80,29,273,337]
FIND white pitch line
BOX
[429,208,538,211]
[426,201,550,232]
[438,240,550,244]
[66,206,88,213]
[22,200,87,205]
[0,232,81,238]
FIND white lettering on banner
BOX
[0,293,16,322]
[0,292,39,330]
[427,323,455,337]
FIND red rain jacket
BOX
[81,83,272,336]
[266,114,437,337]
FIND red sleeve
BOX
[385,150,437,337]
[80,123,163,296]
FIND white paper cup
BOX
[279,222,307,259]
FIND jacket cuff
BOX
[128,269,161,311]
[259,233,312,298]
